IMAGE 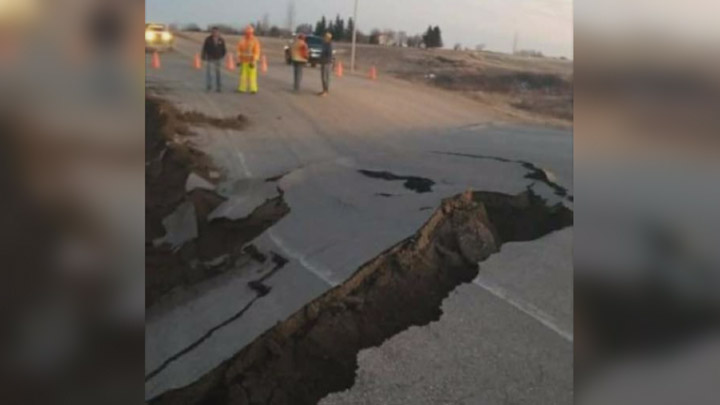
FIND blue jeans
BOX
[206,59,221,91]
[293,62,304,91]
[321,63,331,92]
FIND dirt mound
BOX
[180,111,247,131]
[146,97,288,309]
[149,189,572,405]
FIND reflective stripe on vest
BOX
[238,38,259,62]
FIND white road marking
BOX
[473,277,573,343]
[235,151,252,177]
[268,230,338,287]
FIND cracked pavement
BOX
[321,229,573,405]
[145,35,573,402]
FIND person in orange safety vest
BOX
[236,25,261,94]
[290,33,309,92]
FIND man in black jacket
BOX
[201,27,227,92]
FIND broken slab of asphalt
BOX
[146,96,289,309]
[433,151,573,200]
[149,189,572,405]
[145,250,291,383]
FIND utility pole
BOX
[286,0,296,34]
[351,0,359,72]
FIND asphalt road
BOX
[145,35,573,403]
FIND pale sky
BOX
[146,0,573,58]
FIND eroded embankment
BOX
[146,97,288,309]
[150,189,572,405]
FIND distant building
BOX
[377,33,390,46]
[376,30,407,47]
[397,31,408,47]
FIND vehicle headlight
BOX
[145,31,155,41]
[161,32,172,42]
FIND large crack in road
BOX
[145,253,290,383]
[149,189,573,405]
[358,169,436,193]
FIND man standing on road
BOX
[290,33,309,92]
[237,25,261,94]
[201,27,226,92]
[318,32,333,96]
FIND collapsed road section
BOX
[146,96,289,309]
[150,188,572,405]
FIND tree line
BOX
[310,15,355,41]
[309,15,444,48]
[181,16,444,49]
[422,26,443,48]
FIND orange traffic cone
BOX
[335,60,344,77]
[193,53,202,70]
[369,65,377,80]
[261,55,268,74]
[151,51,161,69]
[225,53,236,71]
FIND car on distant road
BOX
[145,23,173,52]
[284,34,335,67]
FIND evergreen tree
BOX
[421,25,443,48]
[422,26,433,48]
[334,15,345,41]
[433,26,443,48]
[314,16,327,36]
[346,17,355,41]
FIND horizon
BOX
[146,0,573,58]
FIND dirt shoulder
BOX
[366,46,573,125]
[324,40,572,125]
